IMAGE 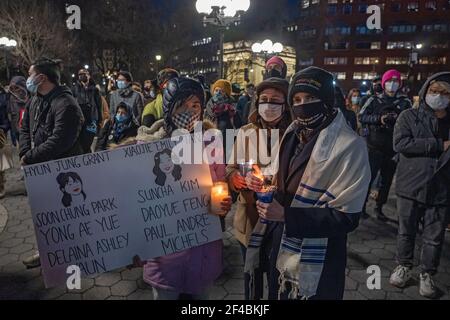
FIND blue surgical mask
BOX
[115,114,129,123]
[117,80,127,90]
[351,96,360,105]
[26,74,42,94]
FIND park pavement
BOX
[0,154,449,300]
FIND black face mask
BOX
[265,69,283,79]
[373,84,383,94]
[292,100,328,129]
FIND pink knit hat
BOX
[266,56,286,70]
[382,69,402,89]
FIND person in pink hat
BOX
[359,69,412,221]
[265,56,287,80]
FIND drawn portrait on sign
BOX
[153,149,182,187]
[56,172,87,208]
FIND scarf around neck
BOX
[244,110,371,300]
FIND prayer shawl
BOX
[244,111,371,299]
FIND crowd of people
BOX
[0,55,448,300]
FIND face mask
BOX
[117,80,127,90]
[426,94,450,111]
[385,81,400,93]
[258,103,284,123]
[115,114,129,123]
[292,100,328,129]
[26,74,43,94]
[79,75,88,83]
[351,97,360,105]
[172,111,201,132]
[373,84,383,94]
[266,69,282,79]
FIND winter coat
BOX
[7,76,28,135]
[393,72,450,206]
[360,93,412,154]
[0,91,10,134]
[136,119,224,295]
[204,95,241,133]
[19,86,85,165]
[236,94,254,126]
[96,102,138,152]
[109,85,144,126]
[226,111,292,247]
[275,110,369,299]
[71,80,102,130]
[141,93,163,128]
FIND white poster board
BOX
[23,137,223,288]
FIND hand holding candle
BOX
[245,164,264,192]
[210,182,231,216]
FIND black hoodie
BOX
[393,72,450,206]
[19,86,85,165]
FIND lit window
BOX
[336,72,346,80]
[353,72,378,80]
[354,57,380,65]
[425,1,437,10]
[386,57,409,65]
[407,2,419,12]
[324,57,348,65]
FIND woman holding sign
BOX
[131,77,232,300]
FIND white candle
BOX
[210,182,229,216]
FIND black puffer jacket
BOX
[393,72,450,206]
[360,93,412,154]
[71,80,102,128]
[19,86,85,165]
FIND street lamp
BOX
[252,40,284,61]
[84,64,89,70]
[0,37,17,80]
[196,0,251,79]
[155,55,162,72]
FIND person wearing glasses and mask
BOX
[390,72,450,299]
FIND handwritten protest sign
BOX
[23,137,223,288]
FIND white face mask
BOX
[426,93,450,111]
[385,81,400,93]
[258,103,284,123]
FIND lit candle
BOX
[210,182,229,216]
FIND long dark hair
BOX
[153,149,182,186]
[56,172,86,208]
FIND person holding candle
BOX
[245,67,371,300]
[226,77,292,300]
[131,77,232,300]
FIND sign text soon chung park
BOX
[22,124,280,288]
